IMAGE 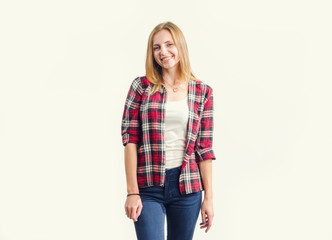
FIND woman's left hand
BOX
[200,198,214,233]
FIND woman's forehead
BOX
[153,30,173,43]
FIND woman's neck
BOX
[162,68,182,85]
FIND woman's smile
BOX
[162,56,173,63]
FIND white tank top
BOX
[164,96,189,169]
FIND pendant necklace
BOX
[164,81,179,92]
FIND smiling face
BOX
[152,29,180,72]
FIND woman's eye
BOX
[153,47,159,51]
[168,43,173,46]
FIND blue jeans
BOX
[134,166,202,240]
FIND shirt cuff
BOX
[195,147,216,163]
[122,133,139,146]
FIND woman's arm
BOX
[124,143,139,194]
[199,159,213,199]
[122,77,144,222]
[199,159,214,233]
[124,143,142,222]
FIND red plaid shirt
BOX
[121,76,216,195]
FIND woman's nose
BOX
[160,46,167,55]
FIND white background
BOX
[1,0,331,239]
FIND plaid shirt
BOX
[121,76,216,195]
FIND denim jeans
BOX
[134,166,202,240]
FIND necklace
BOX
[163,80,181,92]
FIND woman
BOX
[121,21,216,240]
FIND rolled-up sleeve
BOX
[121,77,142,146]
[194,86,216,163]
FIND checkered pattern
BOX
[121,76,216,195]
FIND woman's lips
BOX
[162,56,172,62]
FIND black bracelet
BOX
[127,193,140,197]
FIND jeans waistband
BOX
[165,166,182,176]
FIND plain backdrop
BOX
[0,0,331,239]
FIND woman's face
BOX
[152,29,180,71]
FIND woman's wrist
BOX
[127,193,140,197]
[127,186,139,195]
[203,190,213,200]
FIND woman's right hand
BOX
[125,195,143,222]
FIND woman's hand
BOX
[125,195,143,222]
[200,198,214,233]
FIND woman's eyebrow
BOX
[153,40,172,46]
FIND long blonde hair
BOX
[145,21,199,95]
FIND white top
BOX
[164,96,189,169]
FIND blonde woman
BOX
[121,21,216,240]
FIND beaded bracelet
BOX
[127,193,140,197]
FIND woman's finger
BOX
[201,210,207,226]
[205,213,214,232]
[208,214,213,226]
[206,219,212,232]
[200,218,209,229]
[136,203,143,219]
[127,206,132,219]
[130,206,137,221]
[125,205,129,218]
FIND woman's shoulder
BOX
[192,79,213,95]
[133,76,151,87]
[129,76,151,93]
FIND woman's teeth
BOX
[162,56,171,61]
